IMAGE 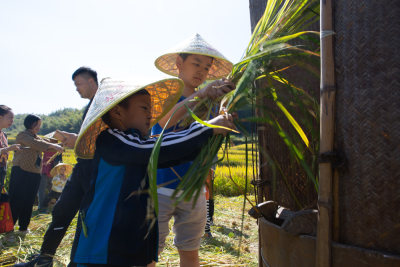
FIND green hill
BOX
[5,108,84,138]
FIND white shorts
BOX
[157,190,207,251]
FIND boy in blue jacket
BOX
[71,78,234,266]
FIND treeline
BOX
[6,108,83,137]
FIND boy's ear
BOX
[87,77,94,86]
[109,106,121,118]
[115,106,122,116]
[176,55,183,70]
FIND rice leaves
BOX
[147,0,320,212]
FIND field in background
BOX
[5,142,256,197]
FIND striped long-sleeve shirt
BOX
[73,122,213,266]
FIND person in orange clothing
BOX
[0,105,20,190]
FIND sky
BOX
[0,0,251,115]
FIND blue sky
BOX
[0,0,251,115]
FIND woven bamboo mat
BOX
[334,0,400,254]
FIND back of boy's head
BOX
[101,89,150,127]
[72,67,98,86]
[0,105,12,116]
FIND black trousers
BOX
[44,190,62,206]
[40,159,92,256]
[0,167,6,190]
[8,166,41,231]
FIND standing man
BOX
[15,67,98,267]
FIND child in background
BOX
[0,105,20,190]
[71,78,234,266]
[45,163,72,208]
[38,142,63,213]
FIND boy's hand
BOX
[198,78,235,100]
[207,113,236,136]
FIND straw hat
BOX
[74,78,184,159]
[50,163,73,177]
[155,33,233,80]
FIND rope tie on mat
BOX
[318,150,346,170]
[320,85,336,93]
[251,178,270,187]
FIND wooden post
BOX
[249,2,268,267]
[316,0,335,266]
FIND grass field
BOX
[0,196,258,266]
[1,143,259,266]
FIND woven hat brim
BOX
[50,163,73,178]
[155,52,233,80]
[74,78,184,159]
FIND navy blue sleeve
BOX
[96,122,213,167]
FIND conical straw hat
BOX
[50,163,73,178]
[74,78,184,159]
[155,33,233,80]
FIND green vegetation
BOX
[153,0,320,209]
[215,144,255,196]
[5,108,84,138]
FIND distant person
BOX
[44,163,72,209]
[15,67,98,267]
[0,105,20,190]
[38,144,63,213]
[8,114,63,234]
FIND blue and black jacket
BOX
[73,122,213,266]
[152,96,219,193]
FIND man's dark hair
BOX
[24,114,41,130]
[72,67,98,86]
[0,105,12,116]
[102,89,150,127]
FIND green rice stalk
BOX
[147,0,320,215]
[237,137,249,257]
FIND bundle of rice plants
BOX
[148,0,320,210]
